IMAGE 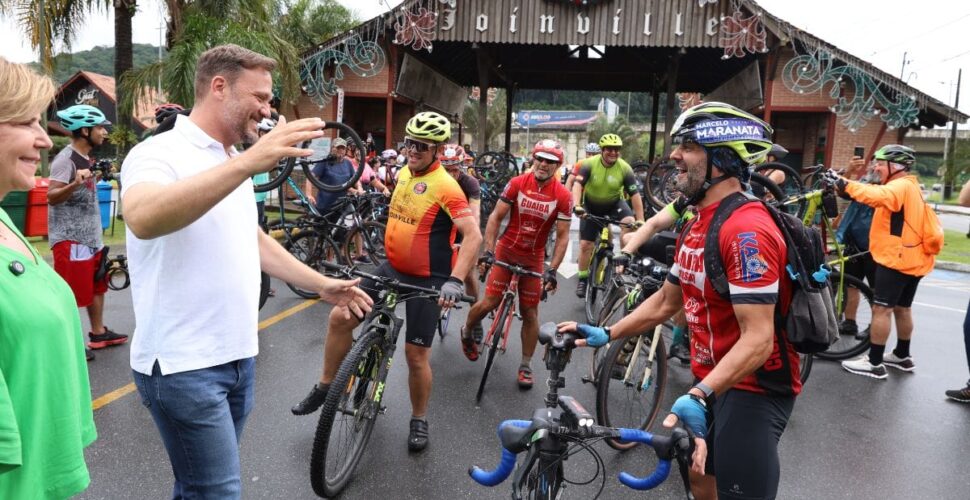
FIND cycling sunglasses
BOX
[403,138,435,153]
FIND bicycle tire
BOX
[748,172,787,209]
[525,457,564,499]
[310,328,385,497]
[645,162,674,211]
[583,286,630,385]
[303,121,366,193]
[476,297,512,404]
[106,266,130,291]
[253,161,293,193]
[754,163,807,217]
[815,271,873,361]
[341,221,386,271]
[654,168,681,208]
[596,327,667,451]
[584,251,613,324]
[284,231,344,299]
[258,272,270,311]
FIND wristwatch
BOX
[692,382,716,407]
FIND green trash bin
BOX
[0,191,28,232]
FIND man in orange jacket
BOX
[822,145,935,380]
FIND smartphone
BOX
[853,146,865,158]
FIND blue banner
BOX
[515,111,598,128]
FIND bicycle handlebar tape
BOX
[618,459,672,490]
[468,419,531,486]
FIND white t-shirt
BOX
[121,115,260,375]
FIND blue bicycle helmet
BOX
[56,104,111,131]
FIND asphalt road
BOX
[76,248,970,499]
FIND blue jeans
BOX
[133,358,256,500]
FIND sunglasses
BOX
[403,138,434,153]
[602,147,621,153]
[533,157,560,165]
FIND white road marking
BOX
[912,301,967,314]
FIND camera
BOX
[92,159,117,181]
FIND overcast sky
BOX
[1,0,967,120]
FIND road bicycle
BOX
[581,214,636,324]
[468,322,694,500]
[253,121,367,194]
[475,259,546,404]
[309,261,473,498]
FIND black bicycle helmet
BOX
[769,143,789,160]
[154,103,184,125]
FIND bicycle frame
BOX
[483,273,520,354]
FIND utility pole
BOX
[944,68,961,200]
[899,51,909,80]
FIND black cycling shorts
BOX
[872,263,922,308]
[843,251,875,286]
[579,200,634,242]
[704,389,795,500]
[358,262,446,348]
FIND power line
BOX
[868,13,970,56]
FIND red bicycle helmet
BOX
[532,139,564,164]
[154,103,184,124]
[439,144,465,166]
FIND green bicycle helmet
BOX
[670,101,773,166]
[56,104,111,131]
[598,133,623,148]
[873,144,916,168]
[405,111,451,143]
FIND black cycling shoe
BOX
[838,319,858,337]
[668,341,690,364]
[408,418,429,452]
[291,383,330,415]
[575,279,588,298]
[855,325,871,341]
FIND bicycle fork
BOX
[622,324,662,391]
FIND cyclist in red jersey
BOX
[560,102,800,500]
[460,139,572,389]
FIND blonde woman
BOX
[0,58,96,498]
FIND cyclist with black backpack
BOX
[560,102,802,500]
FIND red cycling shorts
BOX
[484,246,544,308]
[52,241,107,308]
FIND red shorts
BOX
[52,241,108,308]
[485,247,544,308]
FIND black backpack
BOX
[681,191,838,354]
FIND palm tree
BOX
[462,88,508,152]
[4,0,103,74]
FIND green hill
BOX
[30,43,166,83]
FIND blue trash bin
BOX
[97,181,112,230]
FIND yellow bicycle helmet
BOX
[405,111,452,143]
[598,133,623,148]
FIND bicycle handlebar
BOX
[468,421,688,491]
[583,213,637,229]
[491,259,544,279]
[317,260,475,304]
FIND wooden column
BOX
[504,84,516,152]
[648,77,661,163]
[662,51,681,159]
[476,46,490,153]
[386,43,395,150]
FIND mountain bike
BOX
[767,181,873,361]
[475,259,545,404]
[309,261,474,498]
[582,214,636,324]
[469,322,694,500]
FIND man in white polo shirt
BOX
[120,44,372,498]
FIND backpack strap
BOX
[704,191,760,301]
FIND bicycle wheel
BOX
[310,329,385,497]
[284,231,344,299]
[583,286,629,385]
[596,327,667,451]
[815,271,873,361]
[253,161,293,193]
[584,251,613,324]
[652,168,681,209]
[753,163,806,218]
[645,162,674,211]
[302,121,366,193]
[258,272,270,311]
[341,221,386,271]
[476,297,512,404]
[525,456,564,500]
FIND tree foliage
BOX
[462,89,508,152]
[26,44,166,83]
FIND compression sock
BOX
[672,325,687,346]
[869,344,886,366]
[894,339,911,358]
[577,270,589,280]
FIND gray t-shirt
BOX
[48,146,103,249]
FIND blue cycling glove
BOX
[576,324,609,347]
[669,394,709,439]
